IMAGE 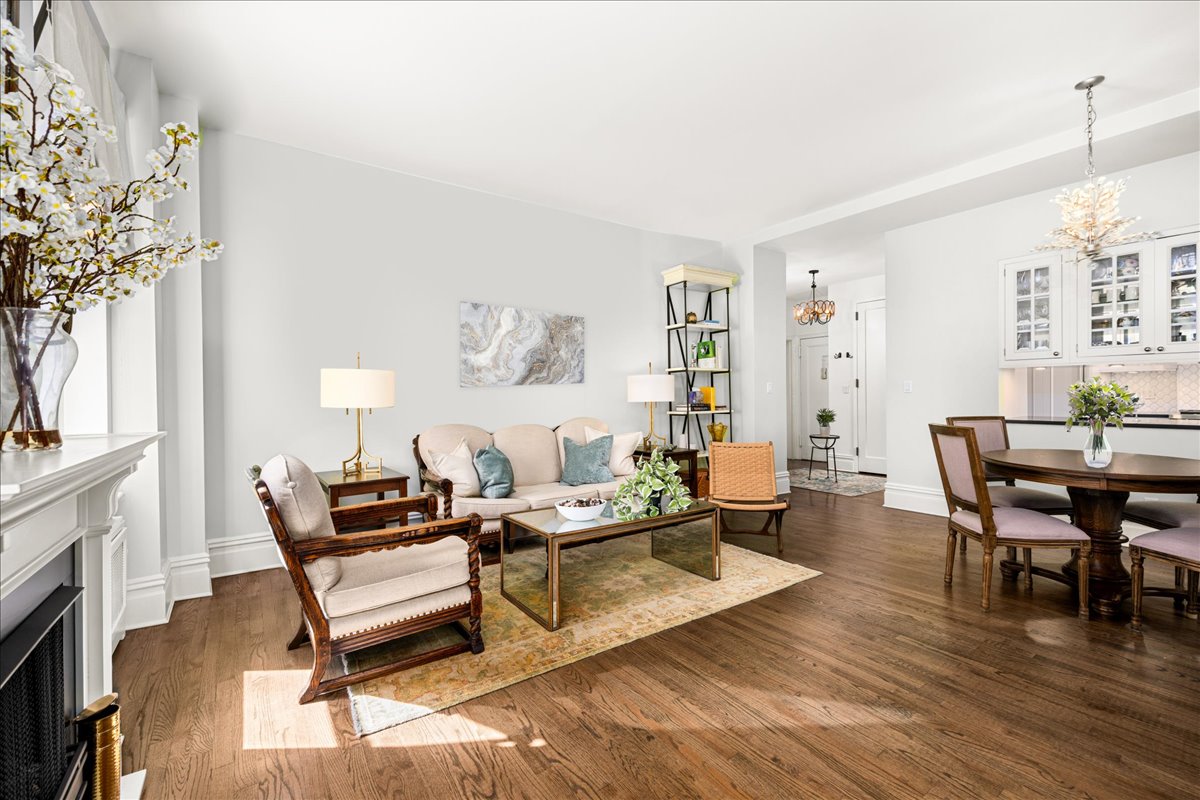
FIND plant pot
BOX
[1082,420,1112,468]
[818,426,831,436]
[1,308,78,451]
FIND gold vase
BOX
[707,422,727,442]
[75,693,121,800]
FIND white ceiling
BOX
[91,1,1198,244]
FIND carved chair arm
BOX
[295,514,482,562]
[419,470,456,519]
[330,495,438,531]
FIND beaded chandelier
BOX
[1036,76,1154,260]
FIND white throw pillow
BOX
[429,439,481,497]
[587,426,641,476]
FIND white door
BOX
[856,300,887,474]
[798,336,829,459]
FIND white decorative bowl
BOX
[555,499,607,521]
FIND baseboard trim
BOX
[168,552,213,603]
[883,482,947,517]
[776,470,790,494]
[208,531,282,578]
[124,569,170,630]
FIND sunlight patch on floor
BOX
[1023,616,1089,646]
[789,696,918,728]
[364,711,511,748]
[242,671,339,749]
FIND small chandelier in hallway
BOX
[1036,75,1154,260]
[794,269,835,325]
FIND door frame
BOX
[855,298,886,475]
[793,335,829,461]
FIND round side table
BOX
[808,434,840,482]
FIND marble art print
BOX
[459,302,585,386]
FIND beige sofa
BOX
[412,417,633,546]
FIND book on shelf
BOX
[699,386,716,409]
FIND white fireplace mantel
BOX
[1,433,164,705]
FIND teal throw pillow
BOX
[561,435,614,486]
[473,445,514,498]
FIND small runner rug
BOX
[788,468,887,496]
[344,526,819,735]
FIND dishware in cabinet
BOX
[1075,242,1153,358]
[1154,229,1199,356]
[1000,253,1064,364]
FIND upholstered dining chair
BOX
[946,416,1073,554]
[249,454,484,704]
[1123,497,1200,609]
[708,441,790,555]
[1130,527,1200,632]
[929,424,1091,616]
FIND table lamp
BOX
[627,362,675,450]
[320,353,395,477]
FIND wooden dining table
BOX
[980,449,1200,618]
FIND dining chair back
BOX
[929,424,990,519]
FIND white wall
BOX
[884,151,1200,514]
[200,131,722,548]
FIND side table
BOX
[316,467,409,508]
[634,447,700,498]
[807,435,840,482]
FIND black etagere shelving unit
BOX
[663,269,735,457]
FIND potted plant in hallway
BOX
[1065,378,1138,468]
[816,408,836,436]
[0,21,222,450]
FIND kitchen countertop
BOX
[1008,416,1200,430]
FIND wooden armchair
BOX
[249,455,484,704]
[708,441,790,554]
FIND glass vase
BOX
[1,308,78,451]
[1082,420,1112,468]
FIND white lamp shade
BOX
[627,374,675,403]
[320,368,395,409]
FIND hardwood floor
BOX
[114,488,1200,799]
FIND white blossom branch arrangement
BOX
[1,18,222,314]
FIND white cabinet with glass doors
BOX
[999,252,1064,365]
[1075,241,1153,359]
[1153,230,1198,356]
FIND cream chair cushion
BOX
[429,439,481,497]
[511,483,599,509]
[328,585,472,640]
[494,424,562,486]
[259,454,341,592]
[319,536,469,618]
[586,426,642,477]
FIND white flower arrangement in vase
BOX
[1,20,222,449]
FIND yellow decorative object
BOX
[707,422,727,442]
[74,693,121,800]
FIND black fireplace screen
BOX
[0,617,70,800]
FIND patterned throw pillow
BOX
[473,444,514,498]
[560,435,615,486]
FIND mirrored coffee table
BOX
[500,501,719,631]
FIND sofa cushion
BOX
[419,424,492,478]
[320,536,469,619]
[587,426,641,476]
[451,495,531,518]
[556,417,608,465]
[473,444,514,498]
[511,482,599,509]
[259,454,341,591]
[561,435,615,486]
[430,439,481,497]
[493,424,562,486]
[328,585,472,640]
[590,480,624,500]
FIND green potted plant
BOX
[612,448,693,521]
[1065,378,1138,468]
[816,408,836,436]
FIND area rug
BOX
[788,468,886,496]
[344,525,820,735]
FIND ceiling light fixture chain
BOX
[1083,83,1096,180]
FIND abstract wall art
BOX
[459,301,585,387]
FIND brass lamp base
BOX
[341,408,383,478]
